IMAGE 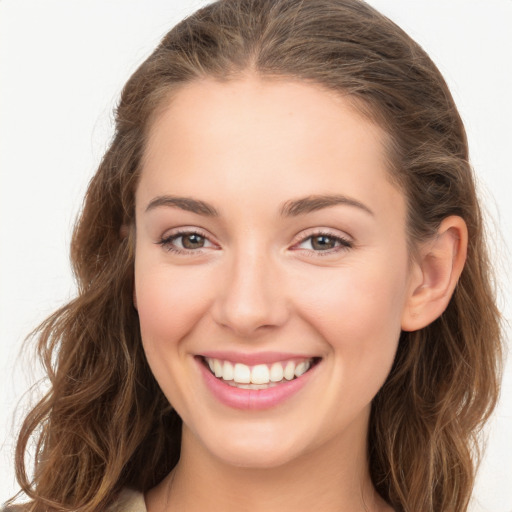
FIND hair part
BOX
[9,1,502,511]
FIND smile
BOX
[203,357,315,389]
[197,354,321,409]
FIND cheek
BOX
[292,260,409,420]
[134,263,213,349]
[293,253,409,358]
[134,262,216,413]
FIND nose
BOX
[211,248,289,338]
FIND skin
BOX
[134,77,467,512]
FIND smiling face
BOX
[134,77,416,469]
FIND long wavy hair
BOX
[8,1,502,511]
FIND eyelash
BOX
[156,229,353,256]
[292,231,353,257]
[157,229,214,255]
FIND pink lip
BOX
[196,357,319,410]
[199,350,314,365]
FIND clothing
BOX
[108,488,147,512]
[1,489,146,512]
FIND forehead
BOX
[144,77,388,162]
[138,77,404,222]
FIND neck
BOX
[146,421,391,512]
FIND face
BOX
[134,78,416,469]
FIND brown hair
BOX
[8,1,502,511]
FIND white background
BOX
[0,1,510,510]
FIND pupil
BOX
[312,235,335,250]
[183,234,204,249]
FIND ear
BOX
[401,216,468,332]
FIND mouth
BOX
[199,356,321,390]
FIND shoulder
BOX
[1,505,29,512]
[1,489,146,512]
[107,488,147,512]
[1,490,146,512]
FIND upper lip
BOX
[198,351,319,366]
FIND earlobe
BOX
[401,216,468,332]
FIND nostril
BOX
[210,272,290,335]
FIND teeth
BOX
[213,359,223,378]
[284,361,295,381]
[223,361,234,381]
[251,364,270,384]
[227,382,279,390]
[294,361,310,377]
[233,363,251,384]
[269,362,284,382]
[204,357,314,385]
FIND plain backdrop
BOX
[0,1,511,510]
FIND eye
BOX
[293,231,353,254]
[178,233,207,249]
[157,229,217,254]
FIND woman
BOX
[4,0,503,511]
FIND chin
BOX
[187,422,314,470]
[211,443,302,470]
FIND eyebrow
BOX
[145,195,219,216]
[280,194,374,217]
[145,193,373,217]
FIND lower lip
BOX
[197,359,317,410]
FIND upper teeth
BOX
[205,358,312,385]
